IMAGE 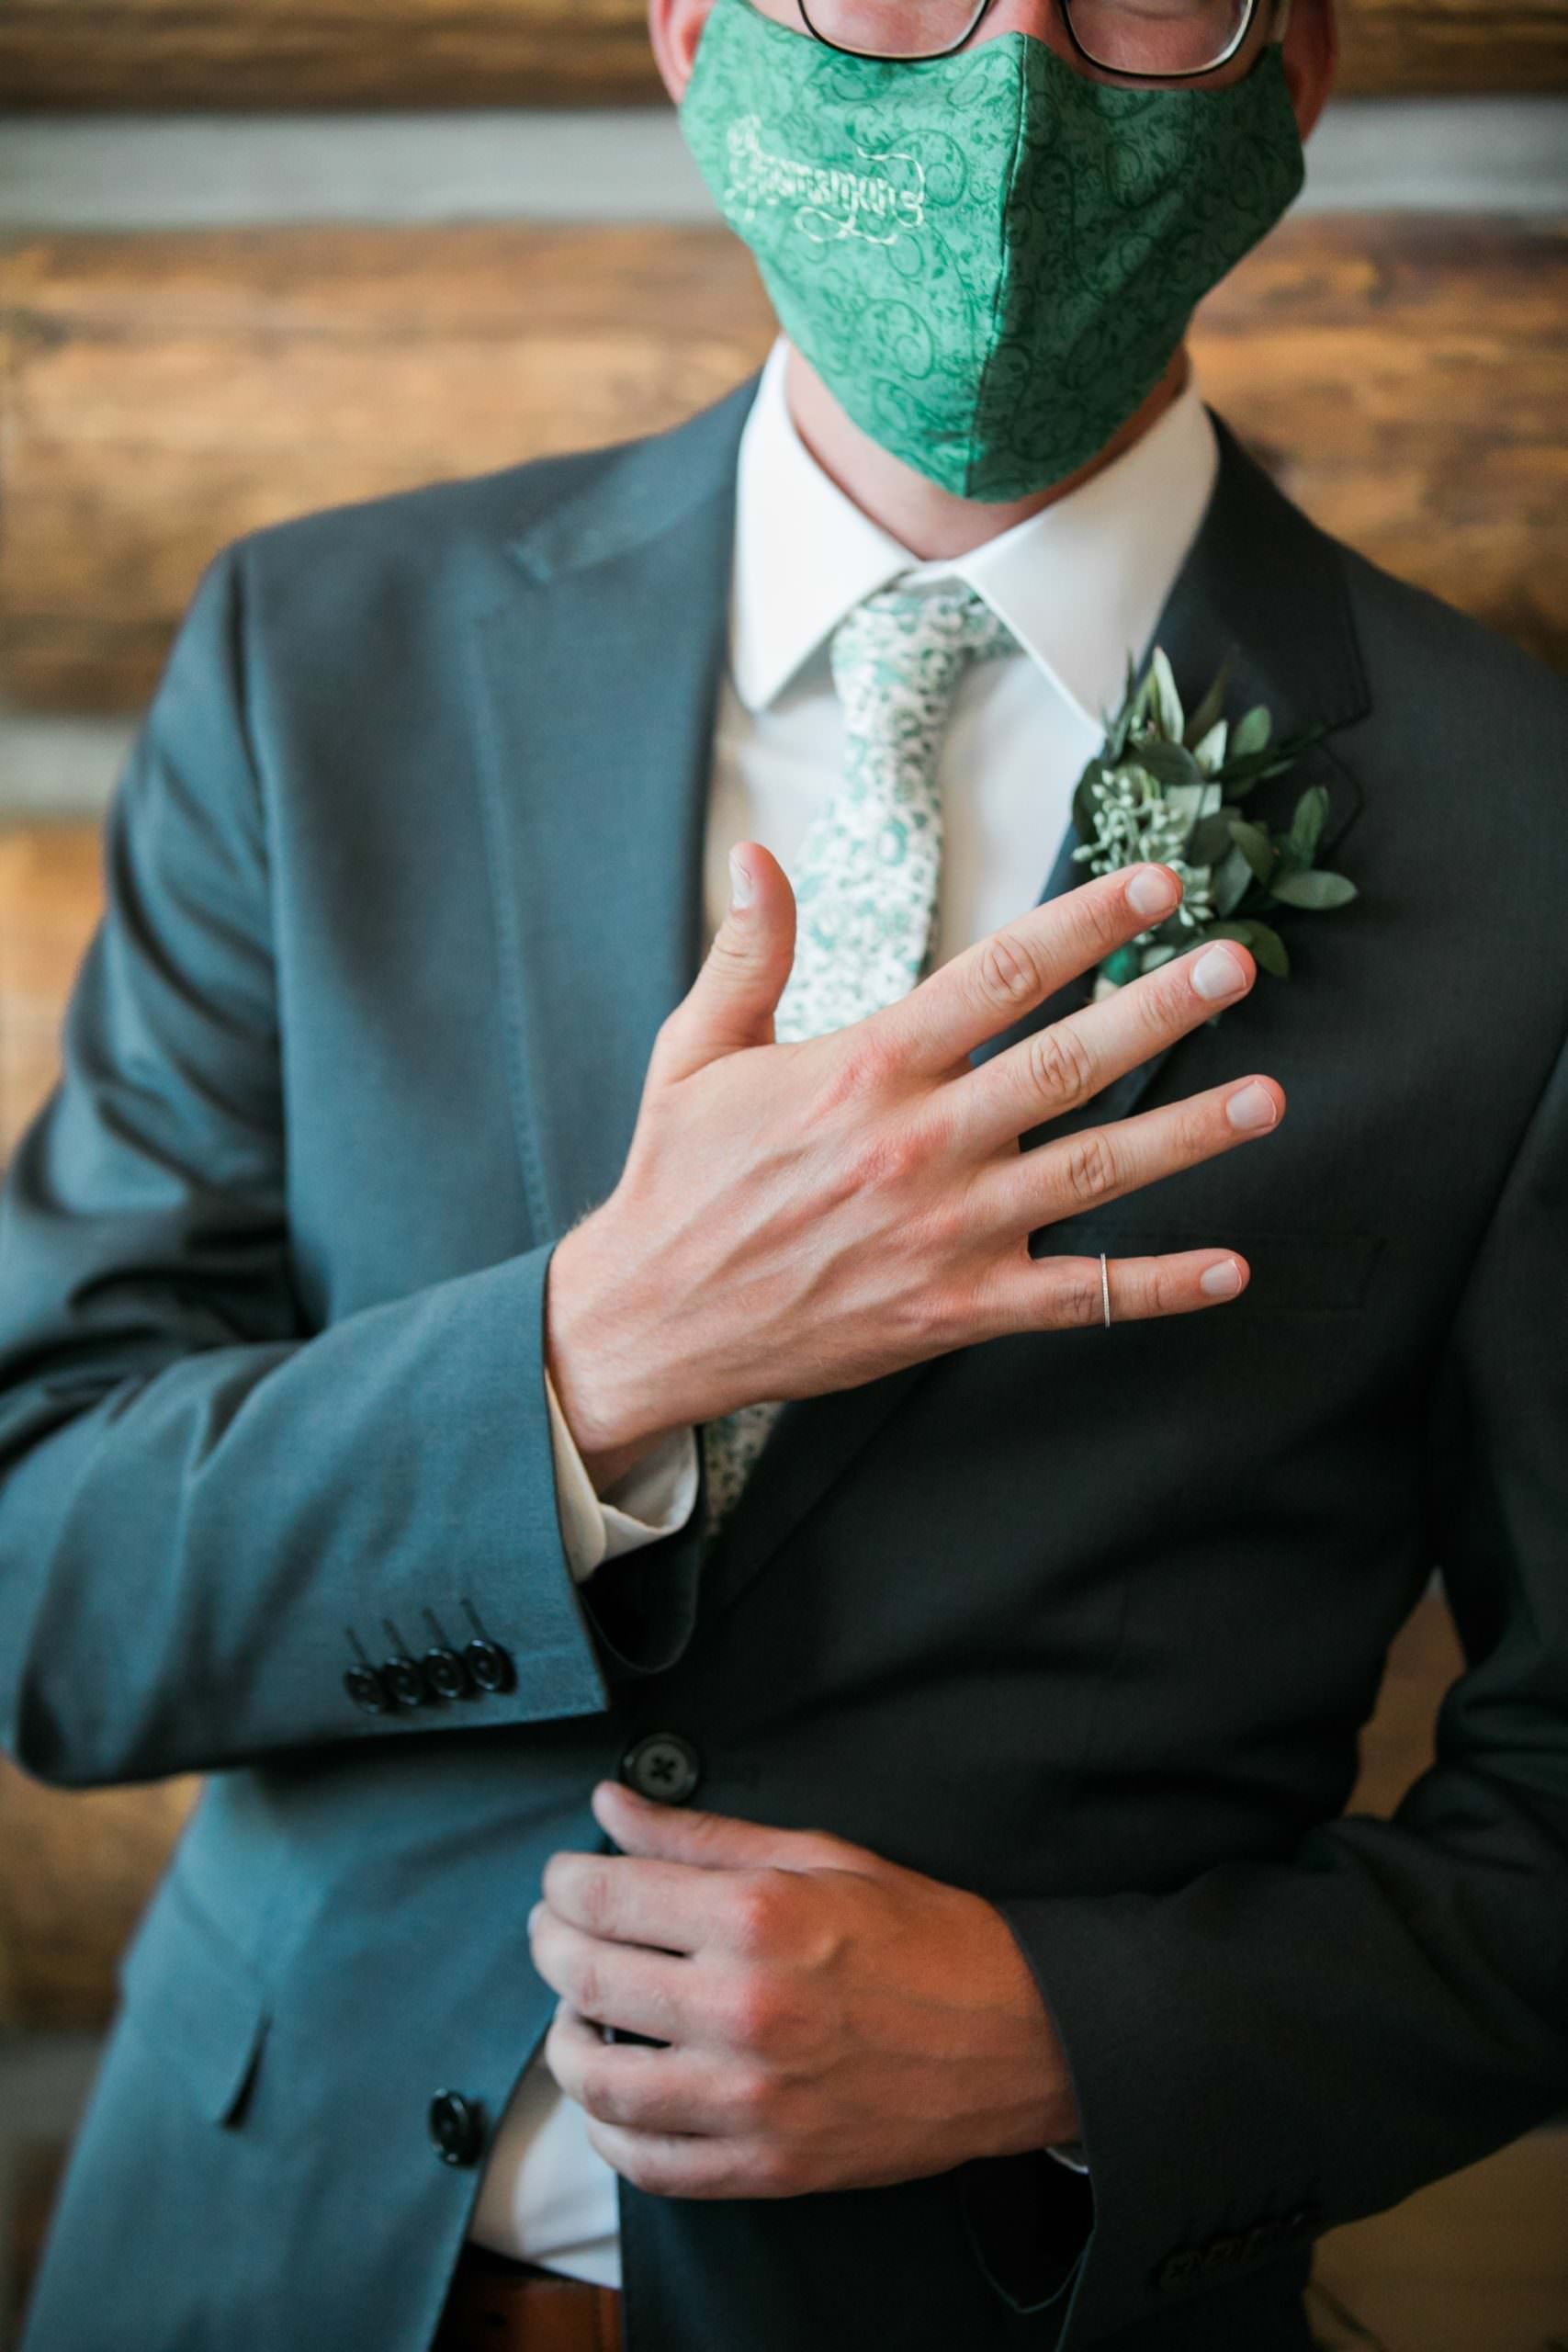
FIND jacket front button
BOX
[429,2089,486,2167]
[620,1731,702,1805]
[344,1665,390,1713]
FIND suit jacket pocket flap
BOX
[117,1870,272,2126]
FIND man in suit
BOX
[3,0,1566,2343]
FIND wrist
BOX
[545,1213,685,1484]
[978,1901,1081,2157]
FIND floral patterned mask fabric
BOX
[679,0,1304,500]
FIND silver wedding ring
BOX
[1100,1251,1111,1329]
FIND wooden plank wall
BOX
[4,213,1565,721]
[3,0,1566,105]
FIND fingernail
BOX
[1200,1259,1242,1298]
[1225,1081,1278,1132]
[1192,944,1247,1001]
[1126,865,1179,919]
[728,849,753,909]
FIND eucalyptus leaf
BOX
[1134,737,1203,788]
[1218,748,1282,788]
[1208,919,1292,978]
[1191,720,1229,775]
[1289,783,1330,858]
[1163,781,1209,832]
[1247,921,1291,977]
[1182,662,1232,751]
[1213,844,1254,918]
[1151,649,1185,741]
[1241,908,1297,964]
[1228,818,1276,886]
[1140,943,1180,971]
[1107,657,1139,761]
[1188,813,1234,865]
[1270,868,1359,910]
[1230,706,1272,759]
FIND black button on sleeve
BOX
[620,1731,703,1804]
[464,1637,514,1693]
[1156,2250,1199,2293]
[428,2090,486,2167]
[383,1656,429,1707]
[344,1665,390,1713]
[423,1645,473,1701]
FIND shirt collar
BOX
[728,334,1220,735]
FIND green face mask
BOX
[678,0,1304,501]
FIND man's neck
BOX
[782,340,1194,562]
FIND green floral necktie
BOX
[700,579,1019,1549]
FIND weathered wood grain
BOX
[1335,0,1568,96]
[0,0,666,109]
[1313,2127,1568,2352]
[0,823,102,1161]
[0,1766,199,2030]
[3,215,1563,716]
[0,824,201,2036]
[0,224,776,711]
[2,0,1563,106]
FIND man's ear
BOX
[1280,0,1337,142]
[649,0,717,104]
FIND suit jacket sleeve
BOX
[0,545,708,1791]
[967,1019,1568,2346]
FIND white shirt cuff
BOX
[1045,2142,1090,2176]
[543,1364,700,1583]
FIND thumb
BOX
[591,1779,864,1877]
[649,841,796,1085]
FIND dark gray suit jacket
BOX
[4,371,1567,2352]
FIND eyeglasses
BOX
[795,0,1271,81]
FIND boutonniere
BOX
[1071,650,1358,1006]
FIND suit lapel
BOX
[470,389,1373,1631]
[467,379,755,1242]
[967,412,1371,1133]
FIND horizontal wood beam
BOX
[1,0,1564,107]
[3,214,1564,721]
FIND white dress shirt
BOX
[467,336,1220,2285]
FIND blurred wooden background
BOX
[0,216,1563,720]
[2,0,1566,105]
[3,0,1567,2340]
